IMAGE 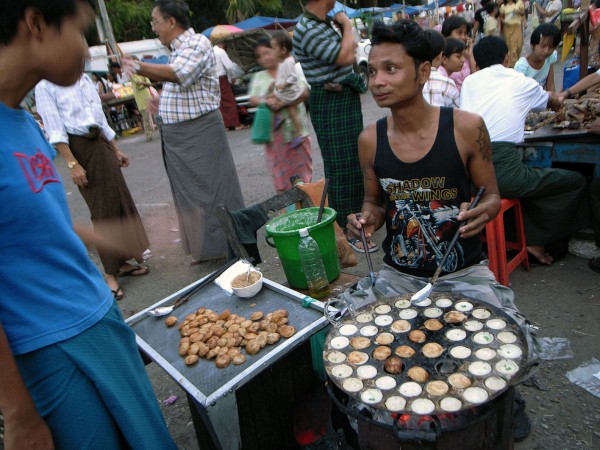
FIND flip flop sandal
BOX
[347,238,379,254]
[119,264,150,277]
[111,286,124,301]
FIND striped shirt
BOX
[35,74,116,145]
[292,12,353,85]
[423,68,460,108]
[159,28,220,124]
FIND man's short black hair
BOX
[473,36,508,69]
[271,30,292,53]
[443,37,466,58]
[530,23,561,48]
[441,16,471,38]
[424,29,445,58]
[485,2,499,14]
[154,0,191,29]
[371,20,434,72]
[0,0,92,45]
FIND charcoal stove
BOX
[328,381,515,450]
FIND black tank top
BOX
[374,107,482,277]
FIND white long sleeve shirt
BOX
[35,73,116,145]
[460,64,549,143]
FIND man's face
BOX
[41,1,94,86]
[151,7,173,46]
[367,42,429,108]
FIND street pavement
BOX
[54,48,600,449]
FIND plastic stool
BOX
[484,198,530,286]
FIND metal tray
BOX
[127,273,328,406]
[323,292,529,415]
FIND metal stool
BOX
[484,198,530,286]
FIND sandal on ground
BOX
[111,286,124,301]
[118,263,150,277]
[347,237,379,253]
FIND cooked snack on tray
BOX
[169,307,295,368]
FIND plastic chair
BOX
[484,198,530,286]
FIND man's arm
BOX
[454,110,501,238]
[333,12,357,67]
[0,323,54,450]
[346,124,386,240]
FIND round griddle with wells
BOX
[323,293,529,415]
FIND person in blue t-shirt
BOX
[0,2,176,449]
[514,23,561,92]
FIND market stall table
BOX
[519,126,600,177]
[126,271,329,450]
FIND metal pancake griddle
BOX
[323,292,531,415]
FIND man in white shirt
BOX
[460,36,588,265]
[35,73,150,298]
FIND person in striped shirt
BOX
[293,0,377,252]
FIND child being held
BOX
[270,31,306,149]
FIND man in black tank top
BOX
[346,20,501,280]
[344,21,533,442]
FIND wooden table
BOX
[519,126,600,177]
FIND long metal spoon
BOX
[357,214,377,286]
[411,186,486,303]
[148,259,237,317]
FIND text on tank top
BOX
[374,107,483,277]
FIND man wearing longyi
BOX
[345,21,532,440]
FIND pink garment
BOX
[447,59,471,92]
[264,132,312,192]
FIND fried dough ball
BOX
[207,312,219,322]
[217,338,227,347]
[197,316,209,326]
[206,336,219,349]
[257,334,268,349]
[197,342,209,357]
[185,313,196,322]
[217,347,229,355]
[276,317,288,326]
[408,330,427,344]
[384,357,403,374]
[188,343,200,355]
[278,325,296,338]
[185,355,199,365]
[444,311,467,324]
[228,324,240,333]
[241,320,253,328]
[265,322,279,333]
[267,333,281,345]
[422,342,444,358]
[190,333,203,343]
[407,366,429,382]
[248,322,260,333]
[206,347,220,359]
[251,311,264,321]
[215,354,231,368]
[232,354,247,365]
[395,345,416,358]
[350,336,371,350]
[228,347,241,357]
[448,373,471,389]
[372,346,392,361]
[213,327,226,337]
[165,316,178,327]
[259,319,271,330]
[218,309,231,320]
[423,319,444,331]
[245,333,258,341]
[196,307,206,315]
[179,341,190,356]
[275,309,288,318]
[246,339,261,355]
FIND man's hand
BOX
[70,164,88,188]
[547,91,563,111]
[148,96,159,114]
[114,150,129,168]
[456,203,491,238]
[4,409,54,450]
[346,212,377,241]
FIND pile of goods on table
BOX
[526,91,600,131]
[164,307,296,369]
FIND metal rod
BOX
[316,179,330,224]
[357,214,376,285]
[431,186,486,283]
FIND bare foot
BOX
[527,246,554,265]
[105,274,124,300]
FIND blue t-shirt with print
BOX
[514,50,558,88]
[0,102,112,355]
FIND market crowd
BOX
[2,0,600,448]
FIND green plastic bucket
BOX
[265,207,340,289]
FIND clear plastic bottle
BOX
[297,227,330,299]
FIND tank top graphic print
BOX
[374,108,482,277]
